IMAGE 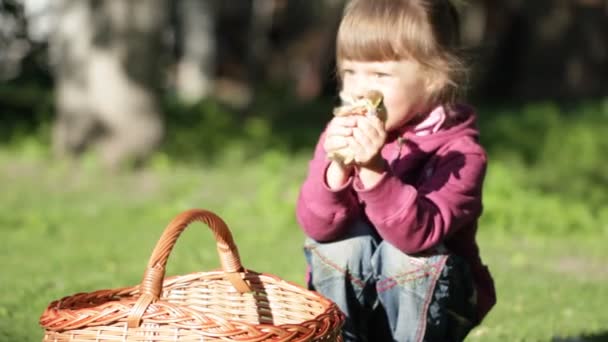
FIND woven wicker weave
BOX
[40,209,344,341]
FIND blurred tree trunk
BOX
[285,0,344,100]
[463,0,608,101]
[0,0,30,81]
[264,0,345,100]
[516,0,608,99]
[51,0,167,168]
[173,0,216,103]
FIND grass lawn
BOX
[1,150,607,342]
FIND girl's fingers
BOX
[370,116,386,135]
[325,115,385,162]
[326,125,353,137]
[354,120,378,142]
[348,137,372,164]
[357,116,385,139]
[346,137,362,154]
[326,115,360,136]
[324,135,349,151]
[350,116,386,165]
[332,116,358,127]
[354,120,385,146]
[352,127,373,147]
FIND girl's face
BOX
[339,59,435,131]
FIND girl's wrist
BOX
[358,154,385,173]
[325,161,354,189]
[357,155,386,189]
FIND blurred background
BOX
[1,0,607,165]
[1,1,607,341]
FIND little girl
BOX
[296,0,496,341]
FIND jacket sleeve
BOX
[355,140,487,254]
[296,132,362,241]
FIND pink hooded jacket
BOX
[296,105,496,322]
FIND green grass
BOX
[1,94,607,341]
[1,149,607,342]
[469,233,608,341]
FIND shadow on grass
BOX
[552,332,608,342]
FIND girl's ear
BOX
[425,70,447,96]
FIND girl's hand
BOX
[323,116,357,155]
[350,115,387,166]
[323,116,357,189]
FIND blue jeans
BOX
[304,221,477,342]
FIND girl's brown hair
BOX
[336,0,466,105]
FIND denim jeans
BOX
[304,220,477,342]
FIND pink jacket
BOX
[296,105,496,322]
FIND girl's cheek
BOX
[385,98,407,118]
[342,77,360,93]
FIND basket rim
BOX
[40,268,340,332]
[40,209,345,340]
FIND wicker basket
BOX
[40,209,344,341]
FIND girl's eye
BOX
[374,72,390,78]
[341,69,354,76]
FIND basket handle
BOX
[127,209,252,328]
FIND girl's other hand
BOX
[350,115,387,166]
[323,116,357,155]
[323,116,358,189]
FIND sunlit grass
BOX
[1,97,607,341]
[1,148,607,341]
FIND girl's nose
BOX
[343,72,372,99]
[348,82,369,99]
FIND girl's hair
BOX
[336,0,467,105]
